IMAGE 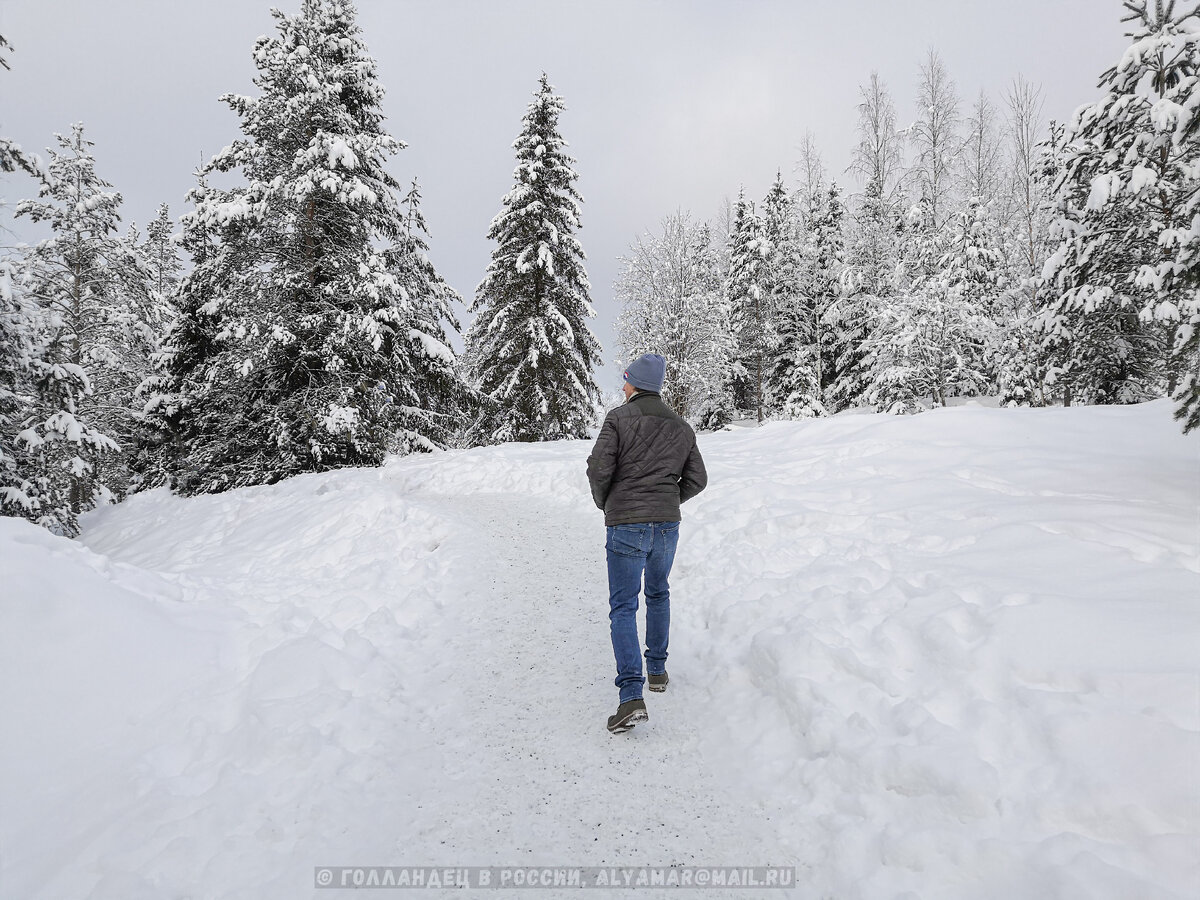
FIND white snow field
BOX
[2,399,1198,899]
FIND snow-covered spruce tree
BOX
[858,199,940,413]
[726,189,771,421]
[125,204,181,490]
[167,0,459,494]
[141,173,253,494]
[771,182,845,418]
[0,36,40,519]
[831,73,907,412]
[0,260,36,519]
[760,173,796,306]
[861,198,996,412]
[943,198,1006,389]
[759,172,802,413]
[109,219,174,492]
[141,204,183,309]
[465,74,602,443]
[134,207,182,390]
[390,179,472,449]
[614,210,735,423]
[832,178,901,412]
[767,158,821,418]
[1039,0,1200,427]
[12,123,152,527]
[2,314,119,536]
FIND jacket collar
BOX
[627,390,661,404]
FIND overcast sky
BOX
[1,0,1130,386]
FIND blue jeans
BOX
[606,521,679,703]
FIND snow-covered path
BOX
[398,490,781,875]
[2,400,1197,899]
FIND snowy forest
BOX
[1,0,1198,538]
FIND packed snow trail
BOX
[391,490,783,877]
[2,399,1197,899]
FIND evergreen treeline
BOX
[0,3,599,536]
[2,0,1196,539]
[615,0,1199,432]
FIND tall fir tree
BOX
[391,179,471,448]
[833,73,908,412]
[759,172,798,411]
[160,0,459,494]
[831,175,901,411]
[0,36,38,519]
[127,204,181,489]
[726,189,770,421]
[465,74,602,443]
[141,204,183,310]
[12,124,149,531]
[771,183,845,417]
[0,260,37,519]
[141,173,246,493]
[1039,0,1200,426]
[760,172,796,302]
[941,198,1006,391]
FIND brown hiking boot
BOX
[606,698,648,733]
[648,672,669,692]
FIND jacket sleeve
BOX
[679,437,708,504]
[586,413,619,511]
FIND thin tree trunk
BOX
[756,294,763,424]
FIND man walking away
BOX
[586,353,708,734]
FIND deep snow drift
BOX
[2,400,1197,899]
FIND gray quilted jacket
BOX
[586,391,708,526]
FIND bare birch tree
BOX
[958,89,1004,208]
[910,49,961,227]
[1003,75,1051,279]
[795,130,827,216]
[848,72,906,208]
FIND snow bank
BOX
[1,399,1196,899]
[0,517,237,897]
[3,468,458,899]
[672,400,1199,898]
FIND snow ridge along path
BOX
[1,399,1197,899]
